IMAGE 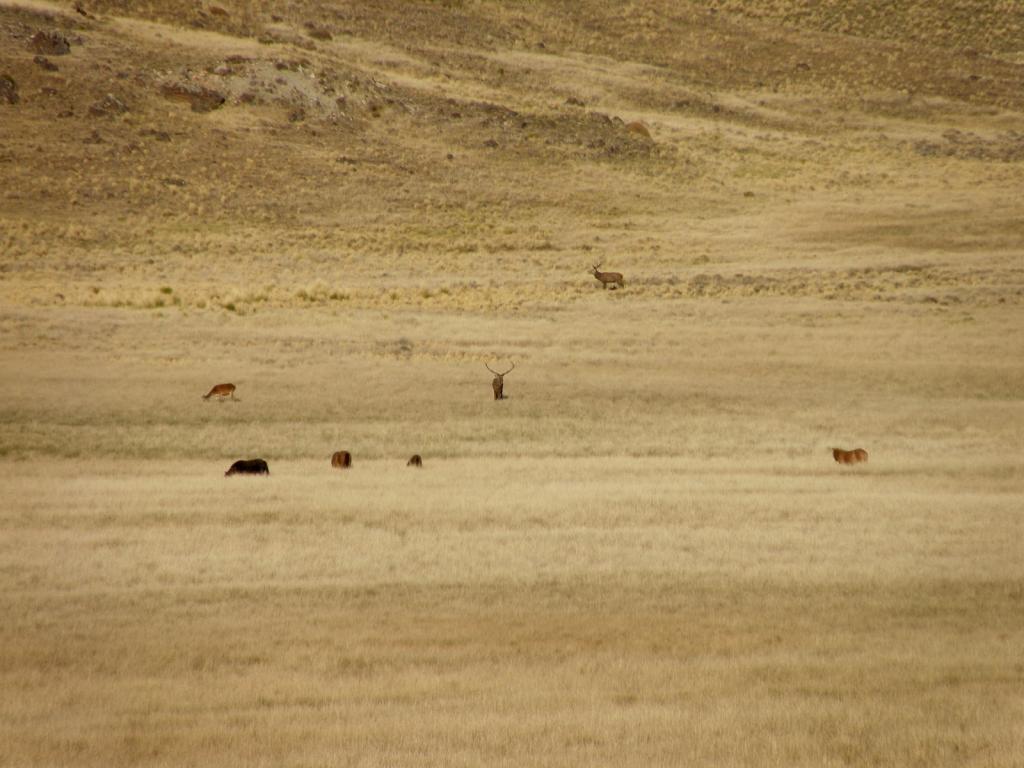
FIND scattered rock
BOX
[483,138,499,148]
[39,87,59,96]
[74,2,95,19]
[83,129,103,144]
[29,31,71,56]
[160,82,225,112]
[141,128,170,141]
[162,177,187,187]
[208,5,229,17]
[288,107,305,122]
[225,55,251,65]
[0,75,18,105]
[33,55,58,71]
[89,93,129,117]
[305,23,332,40]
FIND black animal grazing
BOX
[225,458,269,476]
[407,454,423,467]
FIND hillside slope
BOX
[1,0,1022,313]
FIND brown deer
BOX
[486,360,515,400]
[331,451,352,469]
[590,263,624,289]
[203,383,237,400]
[407,454,423,467]
[832,448,868,465]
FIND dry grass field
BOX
[2,0,1023,765]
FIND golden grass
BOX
[1,454,1022,766]
[2,0,1024,764]
[2,294,1023,766]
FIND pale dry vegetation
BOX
[1,0,1023,765]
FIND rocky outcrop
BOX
[29,31,71,56]
[0,75,18,105]
[89,93,129,117]
[160,82,225,113]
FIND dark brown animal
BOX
[331,451,352,469]
[590,263,624,289]
[407,454,423,467]
[486,360,515,400]
[225,458,269,476]
[203,383,237,400]
[832,448,868,465]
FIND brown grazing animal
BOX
[625,121,652,140]
[590,263,624,289]
[485,360,515,400]
[331,451,352,469]
[225,458,269,476]
[203,383,237,400]
[407,454,423,467]
[832,448,869,465]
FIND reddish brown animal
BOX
[203,383,237,400]
[590,263,624,289]
[486,360,515,400]
[331,451,352,469]
[625,121,652,140]
[832,448,869,465]
[407,454,423,467]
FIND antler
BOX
[486,360,515,376]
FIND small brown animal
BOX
[407,454,423,467]
[485,360,515,400]
[590,263,624,289]
[225,458,268,476]
[832,448,868,465]
[203,383,237,400]
[331,451,352,469]
[625,121,652,140]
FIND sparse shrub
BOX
[160,286,173,294]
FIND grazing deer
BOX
[203,383,237,400]
[407,454,423,467]
[590,263,624,289]
[331,451,352,469]
[832,448,868,465]
[486,360,515,400]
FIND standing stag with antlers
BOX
[486,360,515,400]
[590,263,624,289]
